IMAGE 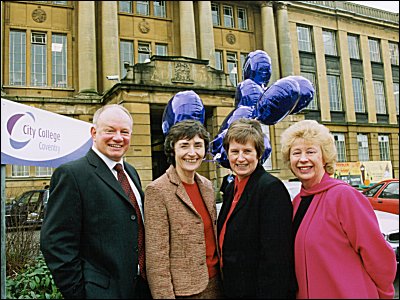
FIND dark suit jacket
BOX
[217,164,296,299]
[40,149,144,299]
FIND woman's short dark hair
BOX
[164,120,210,166]
[223,118,265,159]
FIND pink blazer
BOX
[293,173,396,299]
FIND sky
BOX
[347,1,399,13]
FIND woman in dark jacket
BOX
[217,118,296,299]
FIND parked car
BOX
[5,188,49,227]
[362,179,399,215]
[374,210,399,265]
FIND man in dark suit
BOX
[40,104,151,299]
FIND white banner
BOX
[1,98,92,167]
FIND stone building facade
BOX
[1,1,399,197]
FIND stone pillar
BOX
[276,2,294,77]
[101,1,119,91]
[337,30,356,122]
[313,26,330,122]
[359,35,377,123]
[261,1,280,84]
[381,39,397,125]
[78,1,97,94]
[198,1,215,67]
[179,1,197,58]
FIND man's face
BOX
[91,107,132,162]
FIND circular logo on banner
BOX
[7,112,36,149]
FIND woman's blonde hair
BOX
[280,120,337,175]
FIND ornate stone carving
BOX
[172,62,193,83]
[32,8,46,23]
[226,33,236,45]
[139,19,150,33]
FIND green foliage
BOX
[6,254,63,299]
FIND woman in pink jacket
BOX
[281,120,397,299]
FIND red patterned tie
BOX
[114,163,146,280]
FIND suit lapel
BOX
[86,150,131,204]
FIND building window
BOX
[348,34,360,59]
[52,1,67,4]
[223,5,234,28]
[12,165,29,177]
[227,52,237,87]
[322,30,337,56]
[52,34,67,88]
[155,43,167,56]
[301,72,318,110]
[119,1,132,13]
[31,32,47,87]
[297,25,313,52]
[215,50,223,70]
[369,39,381,63]
[373,80,386,114]
[9,30,26,86]
[378,135,390,161]
[327,75,342,111]
[352,78,365,113]
[120,40,134,79]
[211,3,220,26]
[394,82,399,115]
[138,42,151,63]
[137,1,149,16]
[389,42,399,65]
[333,133,347,162]
[357,134,369,161]
[237,8,248,30]
[154,1,166,17]
[36,167,54,177]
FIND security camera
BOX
[106,75,119,80]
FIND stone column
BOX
[198,1,215,67]
[381,39,397,125]
[359,35,377,123]
[101,1,119,91]
[261,1,280,84]
[179,1,197,58]
[337,30,356,122]
[78,1,97,94]
[276,2,294,77]
[1,1,5,96]
[313,26,330,122]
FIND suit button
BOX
[131,215,136,221]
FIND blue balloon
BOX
[161,90,205,136]
[288,76,315,114]
[256,77,300,125]
[218,105,256,134]
[234,79,264,107]
[243,50,272,86]
[211,127,272,169]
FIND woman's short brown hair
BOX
[164,120,210,166]
[223,118,265,159]
[280,119,337,175]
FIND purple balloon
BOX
[243,50,272,86]
[288,76,315,114]
[234,79,264,107]
[161,90,205,136]
[218,106,256,135]
[256,77,300,125]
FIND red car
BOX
[362,179,399,215]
